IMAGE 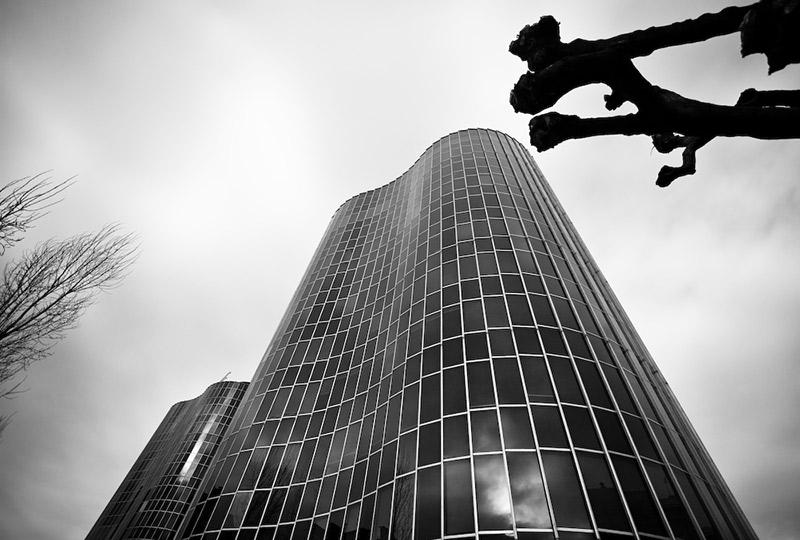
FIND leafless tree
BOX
[509,0,800,186]
[0,174,138,399]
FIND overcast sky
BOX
[1,1,798,539]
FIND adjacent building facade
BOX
[175,129,755,540]
[86,380,248,540]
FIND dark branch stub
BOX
[509,0,800,186]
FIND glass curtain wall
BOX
[86,381,248,540]
[177,129,755,540]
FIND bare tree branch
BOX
[0,176,139,399]
[0,174,75,255]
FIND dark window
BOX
[540,328,567,356]
[594,408,632,454]
[601,364,637,414]
[415,466,441,540]
[531,405,567,448]
[520,356,555,403]
[467,361,495,408]
[418,421,441,466]
[547,357,584,404]
[420,374,441,423]
[612,455,667,536]
[493,358,526,404]
[575,359,612,408]
[576,452,630,531]
[541,452,590,528]
[443,414,470,458]
[644,462,701,540]
[464,332,489,360]
[514,327,542,355]
[463,300,485,332]
[442,366,467,415]
[444,460,475,534]
[484,297,509,328]
[563,406,601,450]
[530,296,556,326]
[507,295,534,326]
[623,414,659,460]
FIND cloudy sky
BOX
[1,1,798,539]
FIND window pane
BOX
[548,357,584,404]
[471,409,502,452]
[506,452,550,528]
[644,462,700,540]
[575,360,612,408]
[418,421,440,466]
[442,366,467,415]
[500,408,534,449]
[445,459,475,534]
[420,374,441,423]
[563,406,601,450]
[474,454,513,530]
[576,452,630,531]
[520,356,555,403]
[531,406,567,448]
[443,414,470,458]
[594,408,632,454]
[493,358,526,404]
[611,455,667,537]
[467,361,495,408]
[416,466,441,540]
[540,452,590,528]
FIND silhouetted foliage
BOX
[0,174,138,399]
[510,0,800,186]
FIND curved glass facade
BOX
[86,380,248,540]
[178,129,755,540]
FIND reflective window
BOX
[416,466,441,540]
[576,452,630,531]
[444,460,475,534]
[506,452,550,528]
[471,410,502,452]
[531,406,567,448]
[541,452,590,528]
[612,455,667,536]
[474,454,513,530]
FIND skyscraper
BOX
[178,129,755,540]
[86,380,248,540]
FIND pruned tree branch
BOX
[509,0,800,186]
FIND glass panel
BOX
[520,356,555,403]
[530,296,556,326]
[445,459,475,534]
[601,364,637,414]
[463,300,486,332]
[493,358,526,404]
[506,452,550,528]
[464,332,489,360]
[442,366,467,415]
[443,414,470,458]
[372,486,391,540]
[576,452,630,531]
[563,406,601,450]
[471,410,502,452]
[594,408,632,454]
[575,360,612,408]
[623,414,659,460]
[420,374,441,423]
[392,475,414,540]
[531,406,567,448]
[674,469,723,540]
[507,295,534,325]
[499,408,535,449]
[644,462,700,540]
[467,361,495,408]
[547,357,584,404]
[474,454,513,530]
[416,466,441,540]
[418,421,441,466]
[611,455,667,536]
[540,451,590,528]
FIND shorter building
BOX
[86,380,248,540]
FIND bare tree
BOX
[509,0,800,186]
[0,174,138,399]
